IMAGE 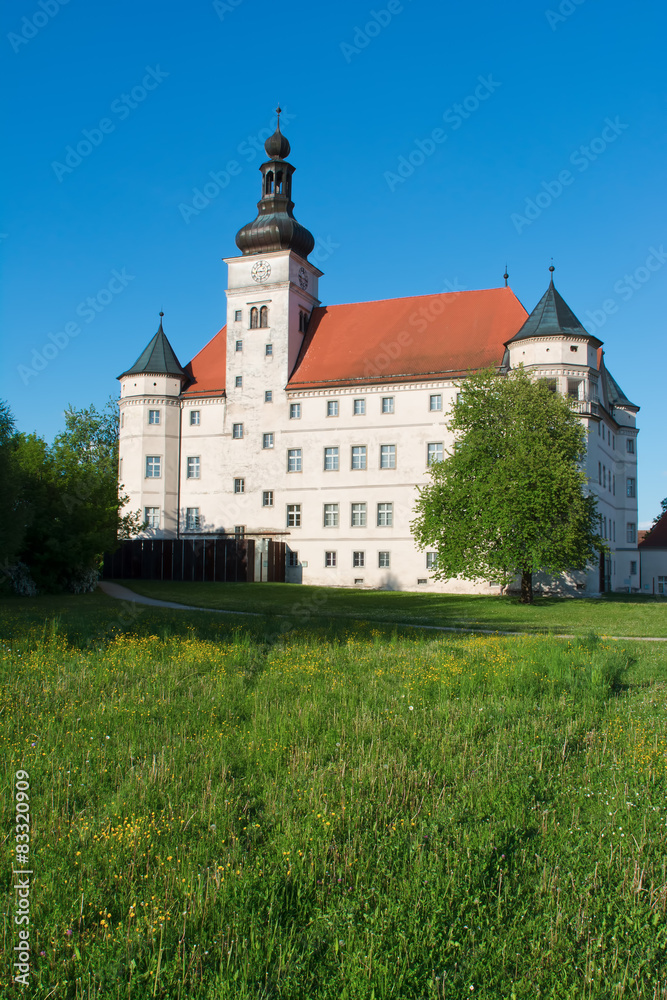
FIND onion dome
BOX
[235,107,315,259]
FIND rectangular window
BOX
[658,576,667,596]
[265,390,273,403]
[234,478,244,494]
[287,504,301,527]
[145,456,161,478]
[235,340,243,352]
[626,438,635,454]
[351,502,367,527]
[626,478,636,498]
[265,344,273,356]
[287,448,302,472]
[603,466,606,488]
[325,551,337,568]
[186,508,199,530]
[144,507,160,528]
[567,379,582,399]
[613,475,615,495]
[263,433,274,449]
[377,502,393,527]
[323,503,339,527]
[190,410,200,426]
[233,423,243,439]
[351,446,367,470]
[426,551,438,570]
[626,522,636,544]
[327,400,339,417]
[234,310,242,322]
[235,375,243,388]
[598,462,601,485]
[287,550,299,567]
[187,456,200,479]
[234,525,245,537]
[378,551,390,568]
[380,444,396,469]
[427,442,444,465]
[324,446,339,471]
[381,396,394,414]
[262,490,274,507]
[630,561,637,575]
[121,412,124,428]
[353,551,365,568]
[148,409,160,425]
[353,398,366,415]
[429,394,442,411]
[612,435,615,449]
[290,403,301,419]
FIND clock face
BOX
[251,260,271,283]
[298,266,309,290]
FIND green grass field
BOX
[1,592,666,998]
[118,580,667,638]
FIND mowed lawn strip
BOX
[115,580,667,638]
[1,595,666,999]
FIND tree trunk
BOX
[520,568,533,604]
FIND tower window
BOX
[290,403,301,419]
[265,344,273,356]
[265,171,274,195]
[235,340,243,352]
[148,410,160,425]
[187,456,200,479]
[298,310,310,333]
[276,170,283,194]
[429,394,442,412]
[235,376,243,388]
[250,308,259,329]
[260,306,269,328]
[233,423,243,439]
[190,410,200,426]
[265,391,273,403]
[262,490,274,507]
[145,456,161,478]
[626,438,635,454]
[234,310,242,322]
[234,478,244,494]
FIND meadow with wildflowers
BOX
[1,592,666,999]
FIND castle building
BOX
[117,114,639,594]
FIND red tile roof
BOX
[182,326,227,397]
[639,511,667,549]
[288,287,528,389]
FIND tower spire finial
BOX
[549,259,555,282]
[275,105,282,129]
[503,264,509,287]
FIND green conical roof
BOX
[118,316,188,380]
[506,274,602,347]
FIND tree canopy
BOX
[410,367,603,603]
[0,398,142,594]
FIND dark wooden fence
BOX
[103,538,286,584]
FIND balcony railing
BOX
[569,398,599,416]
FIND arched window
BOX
[250,307,259,329]
[260,306,269,328]
[265,171,274,195]
[276,171,283,195]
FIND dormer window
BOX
[250,307,259,329]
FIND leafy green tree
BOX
[0,400,27,567]
[650,498,667,528]
[5,398,142,593]
[411,368,603,603]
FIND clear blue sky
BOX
[1,0,665,526]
